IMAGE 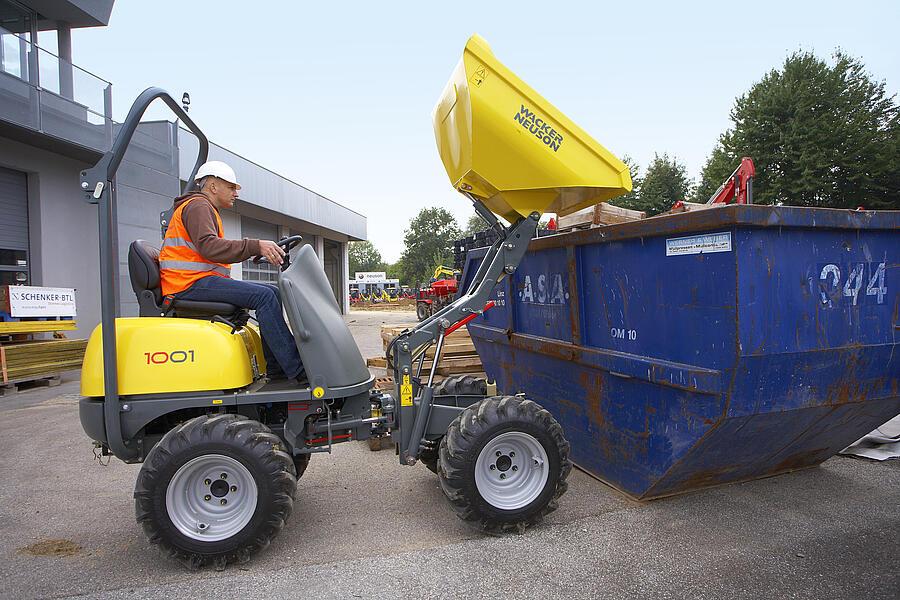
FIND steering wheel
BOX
[253,235,303,270]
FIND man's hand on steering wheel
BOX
[253,235,303,270]
[258,240,285,265]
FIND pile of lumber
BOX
[556,202,645,231]
[0,320,86,386]
[0,320,78,335]
[366,323,486,383]
[1,338,87,383]
[661,200,726,216]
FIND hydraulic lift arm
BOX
[707,157,756,205]
[390,197,539,465]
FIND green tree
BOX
[348,241,383,276]
[697,51,899,209]
[384,260,403,281]
[398,207,461,287]
[634,153,692,215]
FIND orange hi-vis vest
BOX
[159,196,231,296]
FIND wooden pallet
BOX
[0,373,66,396]
[557,202,645,231]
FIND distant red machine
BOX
[707,157,756,205]
[416,266,460,321]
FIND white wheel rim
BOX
[165,454,258,542]
[474,431,549,510]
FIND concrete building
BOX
[0,0,365,336]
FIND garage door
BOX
[0,166,29,286]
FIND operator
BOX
[159,160,305,383]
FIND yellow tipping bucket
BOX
[433,35,632,222]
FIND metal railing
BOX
[0,26,113,149]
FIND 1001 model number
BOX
[144,350,196,364]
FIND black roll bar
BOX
[80,87,210,462]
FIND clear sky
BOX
[63,1,899,261]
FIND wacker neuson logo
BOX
[513,105,563,152]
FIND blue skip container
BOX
[462,205,899,500]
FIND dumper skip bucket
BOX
[433,35,632,223]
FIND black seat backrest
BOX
[127,239,246,321]
[128,240,164,316]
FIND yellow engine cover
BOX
[80,317,266,397]
[433,34,632,222]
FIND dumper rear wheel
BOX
[134,414,296,568]
[438,396,570,533]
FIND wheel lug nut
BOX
[230,485,237,492]
[220,473,228,480]
[204,494,211,501]
[512,466,518,471]
[509,452,515,458]
[500,473,506,480]
[496,451,502,457]
[489,464,496,470]
[220,499,227,505]
[204,479,211,486]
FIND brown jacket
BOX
[173,192,261,263]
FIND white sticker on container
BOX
[665,232,732,256]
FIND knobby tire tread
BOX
[134,414,297,569]
[437,395,571,534]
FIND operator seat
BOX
[127,240,248,322]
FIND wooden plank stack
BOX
[367,323,487,383]
[0,320,87,392]
[556,202,646,231]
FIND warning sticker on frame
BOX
[665,232,732,256]
[400,374,413,407]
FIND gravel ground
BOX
[0,308,896,599]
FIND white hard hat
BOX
[195,161,241,190]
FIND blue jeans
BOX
[178,275,304,379]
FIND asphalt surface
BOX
[0,308,897,599]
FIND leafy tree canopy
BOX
[696,51,899,209]
[348,241,383,276]
[632,153,692,215]
[398,207,461,287]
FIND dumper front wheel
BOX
[134,414,296,568]
[438,396,570,533]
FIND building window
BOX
[240,215,278,282]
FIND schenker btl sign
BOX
[3,286,77,317]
